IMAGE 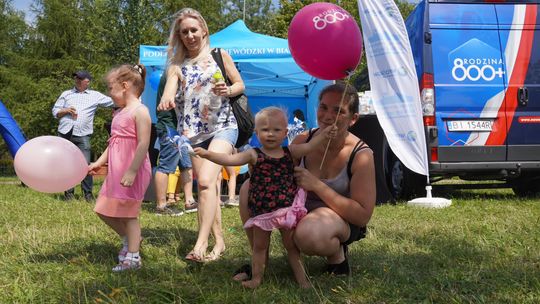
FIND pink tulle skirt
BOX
[244,188,307,231]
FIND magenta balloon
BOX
[14,136,88,193]
[288,3,363,80]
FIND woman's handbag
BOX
[211,48,255,148]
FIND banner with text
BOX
[358,0,428,176]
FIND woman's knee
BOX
[195,177,212,190]
[293,223,321,254]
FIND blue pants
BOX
[58,131,93,195]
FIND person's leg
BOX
[180,168,195,203]
[293,208,350,264]
[58,132,76,198]
[73,135,93,197]
[239,179,253,247]
[225,166,237,205]
[189,145,229,260]
[174,167,182,202]
[97,214,130,263]
[125,218,142,253]
[97,214,127,236]
[206,193,225,260]
[155,170,169,209]
[242,227,271,289]
[232,179,255,281]
[167,168,180,204]
[154,137,182,215]
[280,229,310,288]
[178,144,196,209]
[216,169,223,206]
[112,218,142,271]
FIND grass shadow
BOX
[27,238,119,265]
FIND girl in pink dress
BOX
[89,64,152,272]
[194,107,336,288]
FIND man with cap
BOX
[52,70,114,202]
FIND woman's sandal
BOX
[324,244,350,276]
[232,264,252,281]
[204,249,224,262]
[185,251,205,263]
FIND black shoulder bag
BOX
[211,48,255,148]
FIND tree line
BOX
[0,0,414,162]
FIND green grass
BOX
[1,180,539,303]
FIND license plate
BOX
[446,120,493,132]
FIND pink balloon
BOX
[288,3,363,80]
[14,136,88,193]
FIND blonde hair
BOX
[255,106,289,127]
[107,64,147,97]
[166,8,210,67]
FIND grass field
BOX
[1,177,539,303]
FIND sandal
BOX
[232,264,252,281]
[204,248,224,262]
[166,194,177,205]
[112,257,142,272]
[185,251,205,263]
[118,237,144,263]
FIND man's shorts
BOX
[156,134,192,174]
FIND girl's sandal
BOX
[166,194,176,205]
[118,237,144,263]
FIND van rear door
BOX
[494,4,540,161]
[430,3,507,162]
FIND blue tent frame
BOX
[139,20,331,130]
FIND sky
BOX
[13,0,35,23]
[12,0,420,24]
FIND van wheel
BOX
[511,174,540,197]
[386,153,426,201]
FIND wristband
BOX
[228,86,232,96]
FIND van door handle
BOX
[518,87,529,107]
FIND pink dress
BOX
[94,105,151,218]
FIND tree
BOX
[220,0,277,34]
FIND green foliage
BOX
[0,0,417,159]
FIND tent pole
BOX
[243,0,246,21]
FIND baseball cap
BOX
[72,70,92,80]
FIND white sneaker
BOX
[225,197,239,207]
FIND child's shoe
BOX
[118,248,128,263]
[184,199,198,214]
[112,256,141,272]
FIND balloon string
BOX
[319,76,352,170]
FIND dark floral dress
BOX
[247,147,297,216]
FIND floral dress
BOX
[174,53,237,145]
[244,148,307,231]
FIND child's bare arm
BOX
[289,125,337,159]
[121,106,151,187]
[194,147,257,167]
[88,147,109,175]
